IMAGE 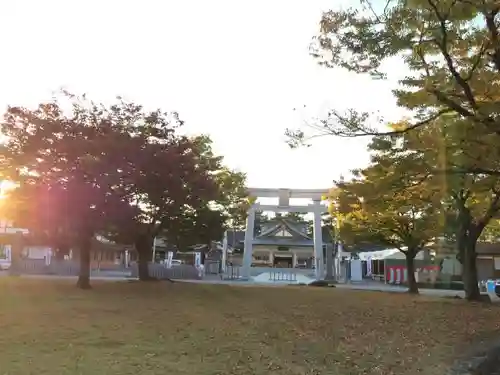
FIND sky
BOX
[0,0,406,192]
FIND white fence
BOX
[9,259,80,275]
[269,270,297,282]
[130,263,202,280]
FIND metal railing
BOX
[9,259,80,276]
[222,265,240,280]
[269,270,297,282]
[130,263,201,280]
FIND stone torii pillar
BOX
[312,199,324,279]
[241,205,256,279]
[241,188,329,281]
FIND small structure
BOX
[349,259,363,281]
[359,248,437,283]
[252,217,318,268]
[240,187,330,280]
[429,241,500,281]
[0,226,134,270]
[464,243,500,281]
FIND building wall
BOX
[441,258,462,276]
[476,257,500,280]
[253,245,313,254]
[253,245,314,266]
[23,246,52,260]
[90,249,137,269]
[438,255,500,281]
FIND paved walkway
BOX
[335,282,466,298]
[174,277,469,297]
[0,271,132,282]
[0,271,474,299]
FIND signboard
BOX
[221,232,228,273]
[166,251,174,268]
[351,259,363,281]
[366,256,372,276]
[45,249,52,266]
[124,250,130,268]
[194,252,202,268]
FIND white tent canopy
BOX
[358,248,427,261]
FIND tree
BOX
[82,116,220,281]
[286,0,500,146]
[212,167,249,230]
[0,93,219,285]
[479,219,500,242]
[0,99,139,288]
[121,136,220,280]
[388,116,500,300]
[284,0,500,300]
[149,137,247,252]
[332,136,443,294]
[282,212,307,223]
[254,210,271,236]
[161,206,227,252]
[320,213,336,243]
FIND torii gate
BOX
[242,187,330,280]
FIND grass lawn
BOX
[1,279,499,375]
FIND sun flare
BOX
[0,180,16,199]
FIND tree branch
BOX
[476,191,500,233]
[484,8,500,71]
[427,0,478,110]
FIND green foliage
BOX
[211,166,249,229]
[282,212,307,223]
[254,210,271,236]
[384,116,500,258]
[0,96,147,244]
[332,151,442,257]
[0,92,244,283]
[162,206,227,251]
[287,0,500,146]
[159,136,248,248]
[331,137,445,293]
[285,0,500,300]
[479,219,500,241]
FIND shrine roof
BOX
[252,238,314,247]
[253,218,313,246]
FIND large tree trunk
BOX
[462,239,481,301]
[135,235,154,281]
[405,251,419,294]
[9,231,25,275]
[455,209,481,301]
[76,235,92,289]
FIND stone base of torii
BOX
[241,187,330,281]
